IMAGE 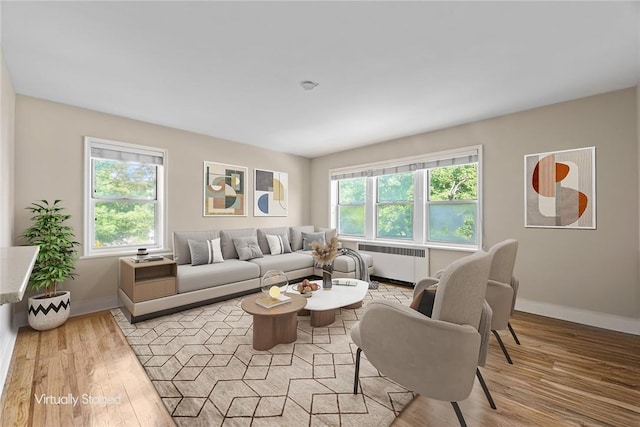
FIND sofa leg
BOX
[508,322,521,345]
[492,330,513,364]
[450,402,467,427]
[353,347,362,395]
[476,368,496,409]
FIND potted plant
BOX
[22,200,80,330]
[311,236,339,289]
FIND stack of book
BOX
[256,294,291,309]
[132,255,164,263]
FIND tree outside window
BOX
[376,172,413,239]
[337,177,365,236]
[93,159,158,247]
[428,164,477,244]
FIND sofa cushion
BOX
[266,234,292,255]
[257,227,291,254]
[302,231,326,251]
[220,228,257,259]
[176,259,260,293]
[248,252,315,277]
[188,238,224,266]
[173,230,219,265]
[290,225,315,251]
[233,236,264,261]
[333,252,373,272]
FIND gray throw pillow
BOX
[188,238,224,266]
[233,236,264,261]
[302,231,326,251]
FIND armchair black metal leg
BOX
[450,402,467,427]
[476,368,496,410]
[353,347,362,395]
[508,322,521,345]
[492,330,513,364]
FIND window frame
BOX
[329,145,482,250]
[83,136,168,257]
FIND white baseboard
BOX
[14,295,119,328]
[516,298,640,335]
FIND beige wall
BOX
[0,51,17,395]
[12,96,311,320]
[311,88,640,331]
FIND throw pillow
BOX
[233,236,264,261]
[410,288,436,317]
[188,238,224,266]
[301,231,326,251]
[266,233,292,255]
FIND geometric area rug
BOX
[111,284,416,426]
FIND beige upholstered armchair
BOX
[485,239,519,364]
[351,252,491,426]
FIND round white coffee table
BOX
[293,279,369,327]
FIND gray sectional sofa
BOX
[118,226,373,322]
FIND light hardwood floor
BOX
[1,308,639,426]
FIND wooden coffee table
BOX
[241,292,307,351]
[293,279,369,327]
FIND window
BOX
[376,172,413,239]
[337,177,366,236]
[330,146,481,248]
[84,137,166,256]
[427,164,478,244]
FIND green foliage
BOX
[338,178,366,236]
[338,206,365,236]
[429,164,477,201]
[338,178,365,204]
[377,172,413,203]
[428,203,477,243]
[93,159,157,247]
[377,204,413,239]
[22,200,80,297]
[376,172,413,239]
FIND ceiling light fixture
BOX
[300,80,319,91]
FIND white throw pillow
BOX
[266,234,292,255]
[210,238,224,263]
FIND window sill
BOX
[80,248,173,260]
[337,236,478,252]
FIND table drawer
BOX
[133,277,176,302]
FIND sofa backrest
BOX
[173,230,220,265]
[289,225,315,251]
[220,228,258,260]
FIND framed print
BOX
[254,169,288,217]
[203,161,247,216]
[524,147,595,229]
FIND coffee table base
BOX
[251,312,298,351]
[309,301,363,327]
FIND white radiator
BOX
[358,243,429,285]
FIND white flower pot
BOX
[28,291,71,331]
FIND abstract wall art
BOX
[203,161,247,216]
[524,147,595,229]
[254,169,288,217]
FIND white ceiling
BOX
[1,1,639,158]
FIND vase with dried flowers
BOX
[311,236,339,289]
